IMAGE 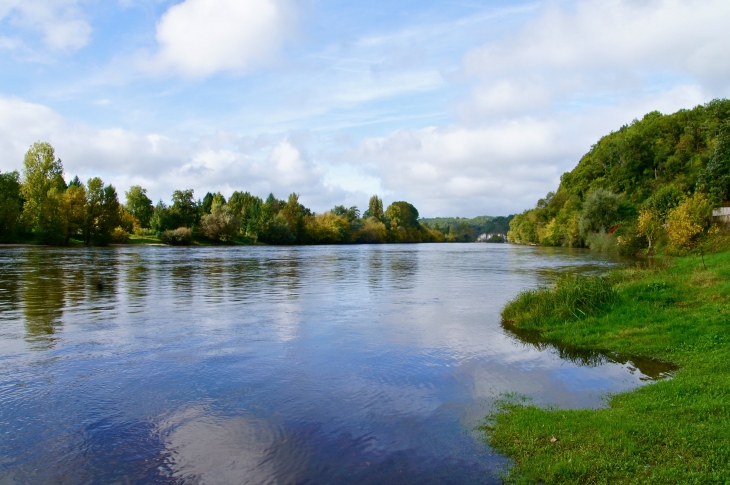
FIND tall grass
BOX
[502,274,617,328]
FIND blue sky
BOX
[1,0,729,216]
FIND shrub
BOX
[666,192,713,253]
[110,227,130,244]
[585,229,618,252]
[159,227,193,246]
[502,274,617,329]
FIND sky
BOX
[1,0,729,217]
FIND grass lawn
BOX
[483,248,730,484]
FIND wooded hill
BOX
[508,99,730,254]
[419,215,514,242]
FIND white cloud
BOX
[461,0,730,119]
[147,0,295,77]
[0,0,91,51]
[343,83,709,217]
[0,96,346,208]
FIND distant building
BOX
[477,233,506,243]
[712,207,730,224]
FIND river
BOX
[0,244,669,484]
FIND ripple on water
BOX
[0,245,663,484]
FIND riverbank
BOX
[483,248,730,484]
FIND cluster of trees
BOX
[508,99,730,254]
[1,142,468,246]
[420,215,514,242]
[1,143,125,245]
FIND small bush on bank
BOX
[502,274,617,328]
[159,227,193,246]
[110,227,130,243]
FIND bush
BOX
[502,274,617,329]
[134,227,157,237]
[159,227,193,246]
[585,229,618,252]
[666,192,713,253]
[110,227,130,243]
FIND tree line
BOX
[0,141,491,246]
[508,99,730,255]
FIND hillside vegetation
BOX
[509,99,730,255]
[420,215,513,242]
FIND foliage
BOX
[84,177,122,246]
[363,195,384,220]
[159,227,193,245]
[124,185,154,228]
[665,192,713,253]
[0,171,23,242]
[422,215,513,240]
[110,227,130,243]
[511,99,730,253]
[200,202,239,241]
[60,183,86,244]
[485,248,730,484]
[170,189,199,228]
[21,142,66,244]
[696,124,730,204]
[578,188,621,237]
[636,208,663,250]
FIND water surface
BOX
[0,244,663,484]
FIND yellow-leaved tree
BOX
[665,193,712,252]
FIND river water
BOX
[0,244,670,484]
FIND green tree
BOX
[21,142,66,243]
[60,183,86,244]
[697,124,730,204]
[363,195,384,220]
[332,205,360,222]
[125,185,154,228]
[0,171,23,242]
[385,201,420,229]
[578,188,621,237]
[150,200,176,233]
[229,191,265,238]
[171,189,199,228]
[200,202,240,241]
[280,193,310,243]
[84,177,121,245]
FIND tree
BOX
[363,195,384,220]
[171,189,199,228]
[200,202,240,241]
[636,208,663,251]
[84,177,121,245]
[666,192,712,252]
[280,193,310,243]
[697,124,730,204]
[125,185,154,228]
[0,171,23,242]
[229,191,264,238]
[385,201,419,229]
[578,188,621,237]
[150,200,176,233]
[332,205,360,222]
[60,183,86,244]
[21,142,66,243]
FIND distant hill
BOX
[420,215,514,242]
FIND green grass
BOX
[127,234,163,245]
[483,248,730,484]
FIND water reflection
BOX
[22,251,65,349]
[0,244,661,484]
[502,322,678,379]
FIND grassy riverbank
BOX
[483,248,730,484]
